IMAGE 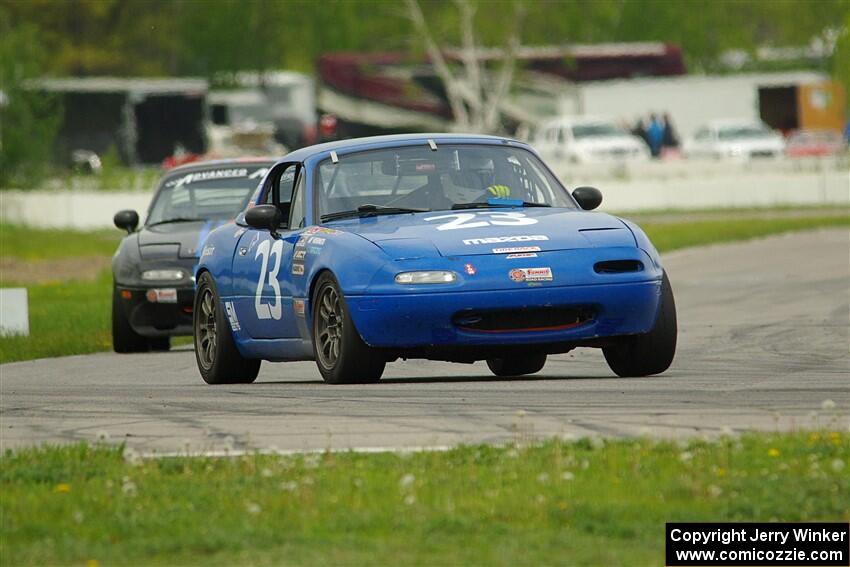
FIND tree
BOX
[0,8,61,186]
[404,0,525,133]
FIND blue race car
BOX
[194,134,676,384]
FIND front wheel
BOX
[486,354,547,377]
[312,273,385,384]
[194,271,260,384]
[603,271,677,377]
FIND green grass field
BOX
[0,211,848,363]
[640,214,850,253]
[0,271,114,362]
[1,432,847,566]
[0,223,121,260]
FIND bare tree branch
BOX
[482,1,525,132]
[455,0,483,128]
[404,0,469,128]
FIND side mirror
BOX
[572,186,602,211]
[245,204,283,236]
[114,210,139,233]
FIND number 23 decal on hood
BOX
[424,211,538,231]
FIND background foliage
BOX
[1,0,847,78]
[0,7,61,186]
[0,0,847,184]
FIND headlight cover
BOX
[141,269,186,282]
[394,271,458,284]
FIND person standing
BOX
[662,113,679,149]
[647,113,664,158]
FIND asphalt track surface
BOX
[2,229,848,454]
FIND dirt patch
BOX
[0,255,112,285]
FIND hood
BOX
[326,208,635,258]
[137,220,230,260]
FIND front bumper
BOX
[115,285,195,337]
[345,279,662,348]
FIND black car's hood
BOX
[137,220,230,259]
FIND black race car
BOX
[111,158,274,352]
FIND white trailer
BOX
[555,70,830,138]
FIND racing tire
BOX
[112,286,148,353]
[148,337,170,351]
[311,272,385,384]
[603,271,677,377]
[194,271,260,385]
[486,354,547,377]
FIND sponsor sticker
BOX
[506,252,538,259]
[492,245,541,254]
[292,299,306,317]
[224,301,241,331]
[463,235,549,246]
[293,249,307,260]
[146,288,178,303]
[464,263,476,276]
[165,168,249,188]
[304,226,340,236]
[508,267,553,283]
[309,236,326,246]
[201,245,215,257]
[307,245,323,255]
[291,263,304,276]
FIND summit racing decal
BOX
[463,235,549,246]
[508,267,553,283]
[165,168,250,188]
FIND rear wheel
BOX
[194,271,260,384]
[486,354,547,377]
[112,286,148,353]
[603,271,677,377]
[312,273,385,384]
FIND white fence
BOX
[1,158,847,230]
[553,157,849,212]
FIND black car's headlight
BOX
[394,271,458,284]
[141,269,187,282]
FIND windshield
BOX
[315,144,574,219]
[147,165,269,225]
[718,125,772,140]
[572,123,624,139]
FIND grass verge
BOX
[0,223,121,261]
[1,432,847,566]
[640,214,849,253]
[0,212,847,363]
[0,270,113,362]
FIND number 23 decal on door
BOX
[254,239,283,320]
[424,211,538,231]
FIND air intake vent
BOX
[453,306,595,333]
[594,260,643,274]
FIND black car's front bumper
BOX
[115,285,194,337]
